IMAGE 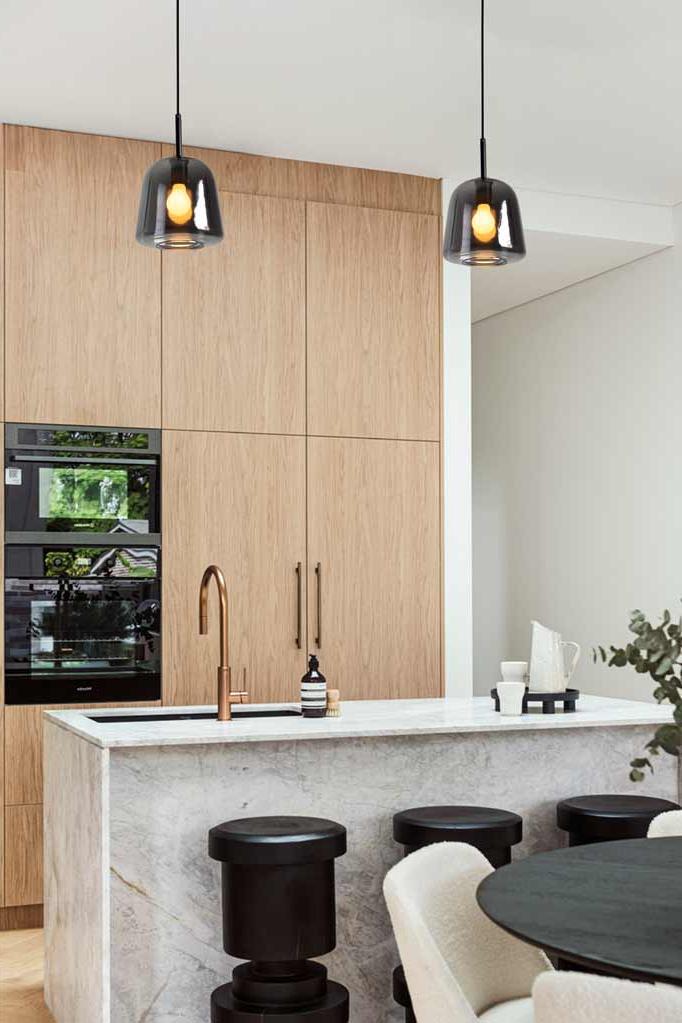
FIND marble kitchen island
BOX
[43,695,679,1023]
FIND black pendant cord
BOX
[479,0,487,180]
[174,0,183,157]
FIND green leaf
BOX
[630,769,645,783]
[652,723,682,757]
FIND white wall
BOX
[442,178,473,697]
[472,204,682,700]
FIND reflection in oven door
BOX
[4,545,161,704]
[4,423,160,542]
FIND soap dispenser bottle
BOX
[300,654,327,718]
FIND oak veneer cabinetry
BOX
[163,431,307,706]
[4,806,41,907]
[307,203,440,441]
[163,192,306,433]
[0,126,4,419]
[164,434,441,705]
[4,125,161,427]
[165,144,440,215]
[1,702,158,910]
[307,437,441,700]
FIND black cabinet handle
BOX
[315,562,322,648]
[295,562,302,648]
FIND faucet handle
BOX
[229,667,248,703]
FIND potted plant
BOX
[594,607,682,781]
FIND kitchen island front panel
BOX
[43,698,678,1023]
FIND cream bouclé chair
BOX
[647,809,682,837]
[533,971,682,1022]
[383,842,551,1023]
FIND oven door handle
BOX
[9,455,157,466]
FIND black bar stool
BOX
[208,816,349,1023]
[391,805,523,1023]
[556,794,680,847]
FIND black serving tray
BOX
[490,687,580,715]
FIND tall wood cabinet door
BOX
[308,437,441,700]
[0,124,4,421]
[307,202,440,441]
[163,431,307,706]
[4,125,161,427]
[163,192,305,433]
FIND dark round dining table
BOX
[477,836,682,986]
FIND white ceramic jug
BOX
[529,620,581,693]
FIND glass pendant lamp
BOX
[136,0,222,249]
[443,0,525,266]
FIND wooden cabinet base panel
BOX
[0,904,43,931]
[4,702,160,806]
[5,805,43,907]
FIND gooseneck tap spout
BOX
[199,565,248,721]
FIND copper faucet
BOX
[199,565,248,721]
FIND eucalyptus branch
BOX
[593,606,682,781]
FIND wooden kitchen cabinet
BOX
[163,192,306,434]
[3,701,161,809]
[306,202,440,441]
[163,431,307,706]
[4,706,42,806]
[4,804,42,907]
[0,125,4,420]
[4,125,161,427]
[307,436,441,700]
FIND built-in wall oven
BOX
[4,424,161,705]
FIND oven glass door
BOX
[5,455,159,535]
[5,546,161,704]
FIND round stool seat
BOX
[557,795,680,842]
[393,805,522,851]
[209,816,347,866]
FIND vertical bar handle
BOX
[295,562,302,648]
[315,562,322,648]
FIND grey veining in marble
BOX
[107,724,677,1023]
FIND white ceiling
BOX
[2,0,682,205]
[471,232,667,322]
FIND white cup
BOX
[500,660,528,683]
[498,681,525,716]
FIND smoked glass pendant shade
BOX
[136,155,223,249]
[443,176,525,266]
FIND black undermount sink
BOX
[87,708,302,723]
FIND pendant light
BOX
[443,0,525,266]
[136,0,222,249]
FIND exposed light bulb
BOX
[166,182,193,225]
[471,202,497,244]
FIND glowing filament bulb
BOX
[166,182,193,226]
[471,202,497,243]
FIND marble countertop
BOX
[43,694,673,750]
